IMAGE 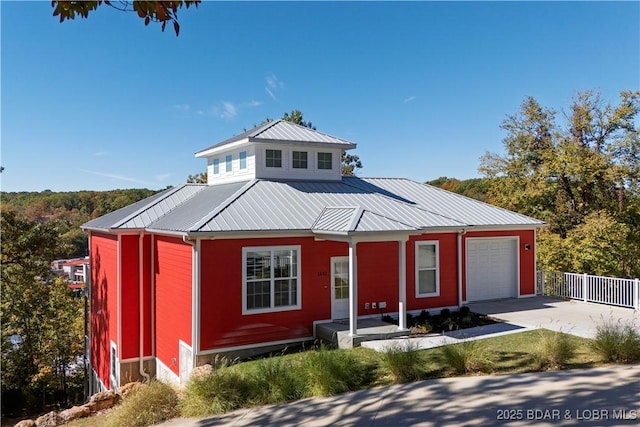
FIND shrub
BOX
[249,357,305,404]
[592,318,640,363]
[406,312,416,327]
[459,306,471,317]
[440,340,492,375]
[380,342,424,383]
[440,308,451,319]
[535,331,577,369]
[106,381,178,427]
[303,346,374,396]
[417,310,431,324]
[181,367,254,417]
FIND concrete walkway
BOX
[468,296,640,338]
[156,364,640,426]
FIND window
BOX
[265,149,282,168]
[226,155,233,172]
[292,151,308,169]
[110,341,118,388]
[243,246,301,313]
[239,151,247,169]
[213,158,220,175]
[415,241,439,297]
[317,152,332,170]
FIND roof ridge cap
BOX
[341,178,467,227]
[111,184,189,229]
[189,179,258,232]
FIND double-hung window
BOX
[239,151,247,169]
[415,241,439,297]
[317,152,332,170]
[225,155,233,172]
[265,149,282,168]
[213,158,220,175]
[292,151,308,169]
[243,246,301,314]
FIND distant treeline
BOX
[0,181,485,259]
[1,188,160,258]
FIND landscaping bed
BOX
[382,307,501,336]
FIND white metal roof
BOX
[195,120,356,157]
[83,177,545,236]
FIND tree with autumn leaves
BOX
[480,90,640,277]
[1,210,85,415]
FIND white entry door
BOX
[331,257,350,319]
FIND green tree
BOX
[1,210,84,414]
[187,171,208,184]
[479,90,640,276]
[51,0,200,36]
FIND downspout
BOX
[457,230,466,307]
[139,232,151,382]
[182,236,198,378]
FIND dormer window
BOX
[213,158,220,175]
[266,149,282,168]
[318,152,332,170]
[292,151,308,169]
[226,155,233,172]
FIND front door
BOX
[331,257,350,319]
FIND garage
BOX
[466,238,518,302]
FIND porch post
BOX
[348,240,358,337]
[398,238,408,330]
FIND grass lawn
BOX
[65,329,602,427]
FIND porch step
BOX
[315,319,410,349]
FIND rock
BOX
[87,390,119,412]
[14,420,36,427]
[59,405,91,422]
[190,363,212,380]
[34,411,60,427]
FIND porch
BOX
[315,318,410,349]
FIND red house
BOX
[82,120,544,391]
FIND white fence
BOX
[537,270,640,310]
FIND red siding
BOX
[356,241,401,315]
[119,235,153,360]
[199,237,347,350]
[461,230,536,301]
[120,235,138,359]
[90,232,118,389]
[155,236,192,376]
[406,233,459,310]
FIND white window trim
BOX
[292,151,308,169]
[317,152,333,170]
[225,155,233,172]
[110,340,119,389]
[265,149,282,168]
[213,158,220,175]
[239,151,247,169]
[242,245,302,315]
[415,240,440,298]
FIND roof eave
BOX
[195,138,251,158]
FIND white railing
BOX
[537,270,640,310]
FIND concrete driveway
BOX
[156,364,640,426]
[468,296,639,338]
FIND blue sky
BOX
[1,1,638,192]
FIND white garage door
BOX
[466,238,517,302]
